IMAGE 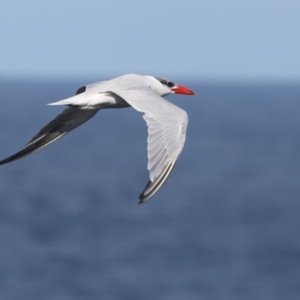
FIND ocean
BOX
[0,79,299,299]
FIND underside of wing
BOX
[0,107,98,165]
[138,114,186,203]
[113,88,188,203]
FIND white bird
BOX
[0,74,195,203]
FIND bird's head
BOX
[152,76,195,97]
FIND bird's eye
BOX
[167,81,175,88]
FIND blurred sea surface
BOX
[0,79,300,299]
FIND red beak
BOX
[171,85,195,95]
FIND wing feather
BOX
[113,88,188,203]
[0,107,99,165]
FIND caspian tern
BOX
[0,74,195,203]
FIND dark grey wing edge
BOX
[0,107,99,165]
[138,161,176,203]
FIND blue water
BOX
[0,79,300,299]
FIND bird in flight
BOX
[0,74,195,203]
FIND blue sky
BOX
[0,0,299,81]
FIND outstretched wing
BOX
[113,88,188,203]
[0,107,99,165]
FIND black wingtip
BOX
[0,147,34,166]
[138,180,153,204]
[138,196,146,204]
[138,162,177,204]
[138,193,146,204]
